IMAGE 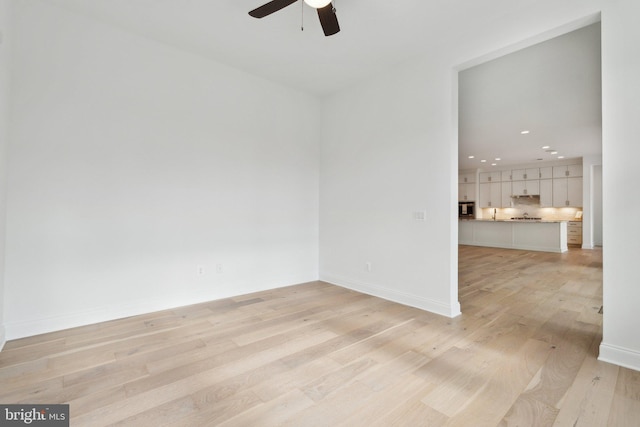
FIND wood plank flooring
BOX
[1,245,639,426]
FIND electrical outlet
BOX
[197,265,205,275]
[216,263,223,274]
[365,262,372,272]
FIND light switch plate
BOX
[413,211,426,221]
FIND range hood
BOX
[511,194,540,199]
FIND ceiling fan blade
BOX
[317,3,340,36]
[249,0,298,18]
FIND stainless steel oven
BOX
[459,202,475,218]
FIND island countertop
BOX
[459,219,568,253]
[460,218,568,223]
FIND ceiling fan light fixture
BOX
[249,0,339,36]
[303,0,331,9]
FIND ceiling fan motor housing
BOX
[249,0,340,37]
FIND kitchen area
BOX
[459,161,585,253]
[457,23,602,255]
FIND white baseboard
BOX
[599,342,640,372]
[5,298,199,341]
[320,273,461,318]
[0,324,6,352]
[4,282,293,340]
[4,276,463,341]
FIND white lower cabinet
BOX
[459,220,568,253]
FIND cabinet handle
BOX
[566,200,570,206]
[524,173,527,179]
[464,177,467,182]
[488,176,492,182]
[524,189,527,195]
[565,170,569,177]
[488,201,492,207]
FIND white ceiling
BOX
[458,23,602,170]
[44,0,602,170]
[45,0,559,95]
[47,0,457,95]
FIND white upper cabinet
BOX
[469,162,583,208]
[512,180,540,196]
[459,182,475,201]
[459,172,476,184]
[553,164,583,178]
[479,171,501,183]
[567,177,583,206]
[567,164,583,177]
[458,173,476,201]
[501,182,513,207]
[539,167,553,179]
[511,169,526,181]
[539,179,553,207]
[512,168,540,181]
[479,182,501,208]
[553,176,583,207]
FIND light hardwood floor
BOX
[1,245,639,426]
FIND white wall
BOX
[0,0,12,350]
[319,0,605,320]
[582,155,603,249]
[4,1,320,339]
[4,0,640,373]
[599,0,640,371]
[592,164,602,246]
[320,58,460,316]
[320,0,640,371]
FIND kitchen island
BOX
[459,219,568,253]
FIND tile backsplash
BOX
[480,197,582,221]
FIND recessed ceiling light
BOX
[550,151,558,155]
[558,156,565,159]
[468,155,475,159]
[542,146,550,149]
[480,159,487,163]
[521,130,530,134]
[491,163,497,166]
[495,157,501,161]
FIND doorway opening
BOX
[455,19,603,317]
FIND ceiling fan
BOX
[249,0,340,37]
